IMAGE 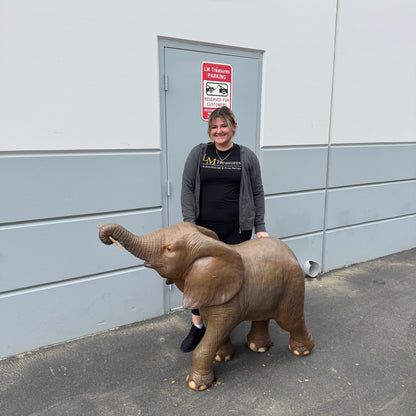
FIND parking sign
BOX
[201,62,232,120]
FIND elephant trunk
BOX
[98,223,161,261]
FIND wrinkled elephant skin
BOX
[98,222,314,391]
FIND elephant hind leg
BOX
[276,317,314,356]
[246,320,272,353]
[214,337,235,362]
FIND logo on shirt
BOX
[201,153,241,171]
[202,154,218,165]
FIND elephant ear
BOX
[183,238,244,309]
[195,225,219,240]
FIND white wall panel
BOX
[0,2,161,150]
[260,1,337,146]
[0,0,336,150]
[331,0,416,143]
[2,1,413,149]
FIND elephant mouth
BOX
[144,261,162,270]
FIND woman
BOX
[180,106,268,352]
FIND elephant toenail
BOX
[258,347,266,352]
[189,380,197,389]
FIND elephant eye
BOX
[165,244,175,254]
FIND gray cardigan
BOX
[181,142,267,233]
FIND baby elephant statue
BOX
[98,222,314,391]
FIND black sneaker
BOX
[180,324,206,352]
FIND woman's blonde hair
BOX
[207,106,237,137]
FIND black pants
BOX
[192,224,252,316]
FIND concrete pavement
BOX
[1,248,415,416]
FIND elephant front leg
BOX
[186,338,216,391]
[186,368,215,392]
[186,325,234,391]
[246,320,272,353]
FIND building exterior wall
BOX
[1,0,415,357]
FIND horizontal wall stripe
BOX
[261,147,328,194]
[0,210,163,293]
[328,143,416,187]
[323,215,416,271]
[0,152,162,224]
[0,264,147,298]
[0,267,165,358]
[266,191,325,238]
[326,180,416,229]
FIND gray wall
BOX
[1,143,416,358]
[0,151,165,358]
[262,143,416,273]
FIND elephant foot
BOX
[288,335,314,356]
[246,320,272,353]
[246,335,272,353]
[186,369,214,391]
[214,339,235,362]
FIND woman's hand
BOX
[256,232,269,238]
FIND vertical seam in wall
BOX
[256,53,264,156]
[322,0,340,272]
[158,40,170,314]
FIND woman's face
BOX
[209,117,236,150]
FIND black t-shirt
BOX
[198,143,242,227]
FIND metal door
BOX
[159,40,263,310]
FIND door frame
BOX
[158,37,263,312]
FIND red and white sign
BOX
[201,61,232,120]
